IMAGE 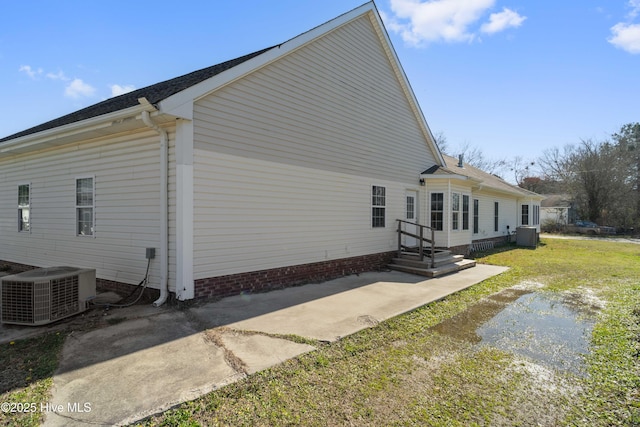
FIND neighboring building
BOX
[540,194,576,229]
[0,3,541,303]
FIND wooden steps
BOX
[387,249,476,278]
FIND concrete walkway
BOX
[3,265,507,426]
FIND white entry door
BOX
[404,190,418,248]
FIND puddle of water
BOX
[431,287,598,375]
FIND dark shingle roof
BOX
[423,154,541,198]
[0,46,276,144]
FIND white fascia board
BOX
[0,105,149,155]
[421,173,480,183]
[158,2,379,119]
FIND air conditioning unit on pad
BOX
[1,266,96,326]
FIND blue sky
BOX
[1,0,639,168]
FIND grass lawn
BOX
[1,238,639,426]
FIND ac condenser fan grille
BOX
[1,281,35,324]
[50,276,79,321]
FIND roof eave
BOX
[0,104,155,157]
[420,170,483,184]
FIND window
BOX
[462,195,470,231]
[473,199,479,234]
[533,205,540,226]
[521,204,529,225]
[76,177,94,236]
[430,193,444,231]
[494,202,499,232]
[406,195,415,221]
[18,184,30,232]
[451,193,460,230]
[372,186,385,228]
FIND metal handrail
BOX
[396,219,436,268]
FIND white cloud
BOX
[388,0,495,45]
[608,22,640,53]
[110,84,136,97]
[386,0,529,46]
[480,7,526,34]
[19,65,42,79]
[46,70,69,81]
[65,78,96,98]
[628,0,640,18]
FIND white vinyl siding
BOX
[0,128,168,289]
[193,15,437,184]
[473,191,518,240]
[192,150,407,279]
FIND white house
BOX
[421,154,543,252]
[0,3,541,304]
[540,194,575,228]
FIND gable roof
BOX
[541,194,573,208]
[0,47,274,144]
[422,154,542,199]
[1,2,444,166]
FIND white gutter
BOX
[140,104,169,307]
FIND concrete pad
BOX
[191,265,508,342]
[43,312,241,427]
[218,331,316,374]
[27,263,507,426]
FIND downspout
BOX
[141,109,169,307]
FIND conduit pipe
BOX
[141,109,169,307]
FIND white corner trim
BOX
[175,119,194,300]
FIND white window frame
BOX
[521,204,529,225]
[473,199,479,234]
[18,183,31,233]
[451,193,460,231]
[430,192,444,231]
[406,194,416,221]
[76,176,95,237]
[533,205,540,226]
[462,195,470,231]
[371,185,386,228]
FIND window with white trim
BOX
[462,195,470,231]
[372,185,386,228]
[494,202,499,232]
[406,195,415,221]
[430,193,444,231]
[18,183,30,232]
[522,204,529,225]
[76,177,95,236]
[451,193,460,230]
[533,205,540,226]
[473,199,479,234]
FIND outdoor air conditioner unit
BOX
[0,266,96,326]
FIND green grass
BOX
[2,239,638,426]
[0,332,67,427]
[137,239,640,426]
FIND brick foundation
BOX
[194,251,396,300]
[2,252,395,302]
